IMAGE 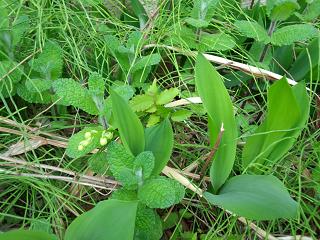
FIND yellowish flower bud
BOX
[104,131,113,140]
[100,137,108,146]
[78,144,84,151]
[80,139,91,147]
[84,131,92,139]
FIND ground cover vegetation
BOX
[0,0,319,239]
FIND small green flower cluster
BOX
[77,130,113,151]
[99,130,113,146]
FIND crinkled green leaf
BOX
[190,0,219,23]
[204,175,298,220]
[25,78,52,93]
[131,53,161,73]
[185,17,209,28]
[30,41,63,80]
[106,141,135,175]
[130,94,154,112]
[111,189,138,201]
[53,78,99,115]
[134,151,155,179]
[138,178,184,209]
[117,167,139,190]
[12,15,29,46]
[135,207,162,240]
[145,119,174,175]
[156,88,179,105]
[199,32,236,51]
[0,60,23,97]
[66,126,104,158]
[111,90,145,156]
[111,84,135,101]
[88,72,104,97]
[234,20,270,43]
[88,152,109,174]
[65,199,138,240]
[267,0,300,21]
[171,110,192,122]
[195,54,237,192]
[271,24,318,46]
[146,114,160,127]
[16,83,53,103]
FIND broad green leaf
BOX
[134,151,155,179]
[126,31,143,51]
[289,37,320,81]
[300,0,320,21]
[0,4,9,29]
[66,126,104,158]
[271,24,318,46]
[88,72,104,97]
[131,53,161,73]
[111,90,145,156]
[204,175,298,220]
[145,119,173,175]
[53,78,99,115]
[130,94,154,112]
[0,230,56,240]
[65,199,138,240]
[156,88,179,105]
[266,0,300,21]
[242,78,309,169]
[234,20,270,43]
[138,178,184,208]
[195,54,237,192]
[171,109,192,122]
[130,0,148,28]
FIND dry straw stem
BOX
[143,44,318,108]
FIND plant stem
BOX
[199,123,225,181]
[259,20,277,62]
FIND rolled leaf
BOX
[144,118,173,175]
[242,78,309,169]
[111,90,145,156]
[195,54,237,192]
